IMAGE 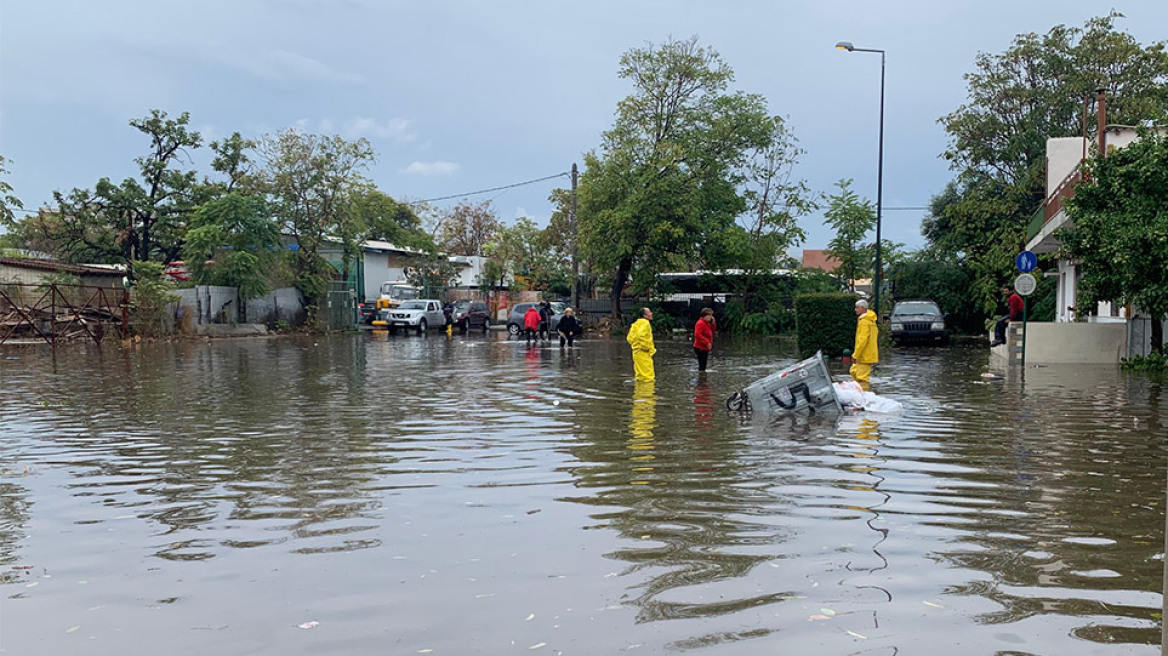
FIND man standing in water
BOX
[626,307,656,382]
[851,299,878,390]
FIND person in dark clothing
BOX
[693,307,715,371]
[538,301,553,340]
[992,286,1025,346]
[557,307,581,348]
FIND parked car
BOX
[382,299,448,334]
[358,300,379,325]
[505,302,566,335]
[451,300,491,332]
[889,300,948,345]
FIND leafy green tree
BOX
[578,36,772,321]
[351,188,430,251]
[1061,131,1168,351]
[20,110,203,268]
[929,13,1168,311]
[823,179,875,292]
[257,129,375,323]
[182,193,281,301]
[0,155,23,230]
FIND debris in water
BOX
[297,621,319,629]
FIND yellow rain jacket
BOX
[850,309,878,390]
[626,317,656,382]
[853,309,878,364]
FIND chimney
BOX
[1097,87,1107,158]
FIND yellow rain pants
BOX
[626,318,656,382]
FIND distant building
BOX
[801,249,840,274]
[0,257,125,289]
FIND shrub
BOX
[795,292,858,358]
[129,261,179,338]
[1121,353,1168,371]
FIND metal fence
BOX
[0,283,124,346]
[326,281,357,331]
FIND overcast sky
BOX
[2,0,1165,254]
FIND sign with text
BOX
[1014,273,1037,296]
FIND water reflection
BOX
[0,338,1163,654]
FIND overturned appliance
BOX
[726,351,842,415]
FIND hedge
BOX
[795,293,860,358]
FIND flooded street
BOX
[1,333,1165,654]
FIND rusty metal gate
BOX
[0,284,125,346]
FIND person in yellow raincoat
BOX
[851,299,878,390]
[626,307,656,382]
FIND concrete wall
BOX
[246,287,304,326]
[992,321,1126,365]
[1047,137,1086,194]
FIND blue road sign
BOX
[1015,250,1037,273]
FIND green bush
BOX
[795,292,859,358]
[1121,353,1168,371]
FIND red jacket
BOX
[1008,293,1025,321]
[693,318,714,351]
[524,308,541,331]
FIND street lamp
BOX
[835,40,885,314]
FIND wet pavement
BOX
[0,332,1165,654]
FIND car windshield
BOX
[550,302,566,314]
[894,302,940,315]
[453,300,469,309]
[398,301,426,310]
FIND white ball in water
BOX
[553,400,560,406]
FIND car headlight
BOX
[890,322,904,332]
[930,322,945,330]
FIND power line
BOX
[407,172,569,206]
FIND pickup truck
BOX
[380,299,449,334]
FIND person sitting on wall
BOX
[991,286,1024,347]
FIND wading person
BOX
[626,307,656,382]
[538,301,553,341]
[557,307,581,348]
[991,286,1024,347]
[851,299,878,391]
[523,305,541,342]
[693,307,715,372]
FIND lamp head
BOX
[835,41,854,52]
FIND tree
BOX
[19,110,204,268]
[257,129,375,322]
[182,193,282,302]
[435,200,500,256]
[929,13,1168,311]
[0,155,23,232]
[578,36,773,321]
[350,188,430,251]
[823,179,875,292]
[1060,131,1168,351]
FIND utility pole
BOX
[570,163,579,310]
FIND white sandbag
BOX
[831,381,903,413]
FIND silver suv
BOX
[383,299,448,334]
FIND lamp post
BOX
[835,40,885,314]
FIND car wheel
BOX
[418,319,427,334]
[507,322,519,335]
[482,318,490,332]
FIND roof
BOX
[801,250,841,273]
[0,257,126,277]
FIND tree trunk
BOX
[610,257,630,326]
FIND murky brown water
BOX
[0,333,1165,654]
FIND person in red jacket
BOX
[523,305,541,342]
[992,286,1025,346]
[693,307,715,371]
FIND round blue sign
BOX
[1015,250,1037,273]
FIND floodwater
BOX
[0,332,1165,655]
